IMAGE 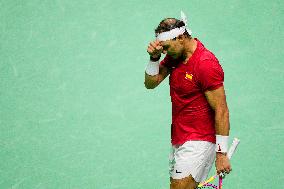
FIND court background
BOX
[1,0,283,188]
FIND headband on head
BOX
[156,11,192,41]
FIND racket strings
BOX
[197,176,222,189]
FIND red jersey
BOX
[160,38,224,145]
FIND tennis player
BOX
[144,12,232,189]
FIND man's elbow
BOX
[144,82,157,89]
[216,107,229,116]
[144,75,160,89]
[223,107,229,116]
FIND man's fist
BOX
[215,153,232,175]
[147,40,163,59]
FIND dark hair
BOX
[155,18,191,38]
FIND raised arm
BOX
[144,40,170,89]
[145,65,169,89]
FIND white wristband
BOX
[145,60,159,76]
[215,135,229,153]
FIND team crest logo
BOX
[185,72,193,80]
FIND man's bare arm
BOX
[205,85,231,175]
[144,40,169,89]
[204,86,230,135]
[144,65,170,89]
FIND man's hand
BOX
[215,153,232,175]
[147,40,163,59]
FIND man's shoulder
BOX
[195,38,218,62]
[198,48,218,62]
[195,48,222,74]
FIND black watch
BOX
[150,55,161,61]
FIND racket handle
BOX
[227,138,240,159]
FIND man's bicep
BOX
[204,86,228,111]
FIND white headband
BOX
[156,11,192,41]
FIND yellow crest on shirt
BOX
[185,72,193,80]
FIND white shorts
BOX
[169,140,216,182]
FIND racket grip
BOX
[227,138,240,159]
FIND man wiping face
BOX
[155,11,192,59]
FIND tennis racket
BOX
[197,138,240,189]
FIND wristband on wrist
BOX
[145,60,160,76]
[150,55,161,61]
[215,135,229,153]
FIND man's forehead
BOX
[160,39,172,45]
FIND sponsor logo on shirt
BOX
[185,72,193,80]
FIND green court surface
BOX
[0,0,283,188]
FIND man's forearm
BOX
[214,108,230,136]
[144,73,159,89]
